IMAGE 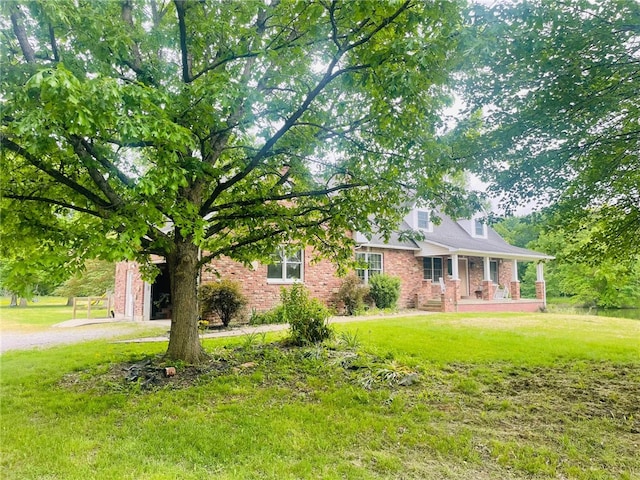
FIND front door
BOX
[458,258,469,297]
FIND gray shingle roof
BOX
[358,215,552,260]
[357,220,420,250]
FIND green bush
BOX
[198,279,247,327]
[368,274,401,309]
[336,274,370,315]
[248,307,284,325]
[280,283,333,345]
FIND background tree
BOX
[495,214,640,308]
[0,255,60,306]
[53,260,115,300]
[0,1,477,362]
[457,0,640,261]
[0,216,73,306]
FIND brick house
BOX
[114,208,553,320]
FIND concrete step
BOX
[419,300,443,312]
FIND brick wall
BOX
[467,256,513,289]
[202,247,425,311]
[114,261,145,320]
[114,247,429,317]
[200,247,343,312]
[363,248,426,308]
[114,249,527,318]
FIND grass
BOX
[0,296,112,332]
[1,312,639,479]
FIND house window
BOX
[423,257,443,281]
[267,248,303,282]
[417,211,431,230]
[490,260,499,284]
[474,219,487,238]
[356,252,382,283]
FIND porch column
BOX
[451,254,459,280]
[536,262,546,306]
[483,256,491,281]
[482,256,494,301]
[510,259,521,300]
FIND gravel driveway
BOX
[0,319,171,354]
[1,311,429,354]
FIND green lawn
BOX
[1,312,639,479]
[0,296,112,332]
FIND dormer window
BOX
[473,219,487,238]
[417,210,432,231]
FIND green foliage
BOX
[279,284,332,345]
[496,213,640,308]
[248,308,283,326]
[198,280,247,327]
[336,274,370,315]
[53,260,115,298]
[368,274,401,309]
[1,314,639,479]
[458,0,640,260]
[0,0,473,360]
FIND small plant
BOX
[198,279,247,327]
[248,306,285,325]
[338,330,361,349]
[279,283,333,345]
[241,331,267,349]
[336,274,370,315]
[368,274,401,309]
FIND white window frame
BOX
[423,257,443,281]
[472,218,487,239]
[416,210,433,232]
[356,252,383,283]
[267,248,304,284]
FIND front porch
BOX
[414,254,548,313]
[416,294,546,314]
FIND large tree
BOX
[0,1,476,362]
[456,0,640,260]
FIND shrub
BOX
[337,274,370,315]
[368,274,401,309]
[248,307,284,325]
[198,279,247,327]
[280,283,333,345]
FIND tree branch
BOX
[200,57,343,214]
[10,5,35,63]
[79,138,135,188]
[199,215,333,266]
[207,182,360,217]
[0,136,111,209]
[174,0,192,83]
[2,194,102,217]
[48,23,59,62]
[340,0,413,54]
[199,3,412,214]
[69,137,124,208]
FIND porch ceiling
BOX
[414,241,554,262]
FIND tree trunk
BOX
[66,297,74,306]
[9,294,17,307]
[165,238,207,363]
[19,297,27,307]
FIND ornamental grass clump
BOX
[198,279,247,327]
[368,274,401,309]
[280,283,333,345]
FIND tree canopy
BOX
[1,0,474,361]
[457,0,640,260]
